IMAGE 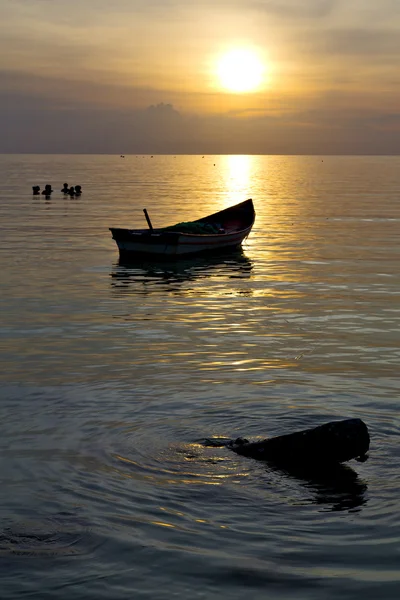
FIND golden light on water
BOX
[216,48,266,93]
[222,155,252,203]
[226,155,251,185]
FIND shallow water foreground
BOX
[0,154,400,599]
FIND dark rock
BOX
[229,418,369,466]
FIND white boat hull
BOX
[114,228,251,257]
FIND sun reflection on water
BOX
[222,155,253,204]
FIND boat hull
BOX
[111,227,252,257]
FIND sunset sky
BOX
[1,0,399,154]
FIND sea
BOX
[0,154,399,600]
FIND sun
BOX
[216,48,265,93]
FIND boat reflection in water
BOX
[110,249,254,296]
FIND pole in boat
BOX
[143,208,153,231]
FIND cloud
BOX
[296,27,400,60]
[247,0,337,19]
[1,0,399,154]
[1,83,399,155]
[1,0,188,27]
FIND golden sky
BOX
[0,0,399,153]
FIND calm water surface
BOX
[0,155,399,599]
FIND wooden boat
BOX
[109,198,255,258]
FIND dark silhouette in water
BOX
[61,183,69,193]
[42,184,53,197]
[32,185,40,195]
[200,418,370,511]
[74,185,82,196]
[68,186,75,196]
[229,419,369,466]
[202,419,370,466]
[111,250,253,294]
[278,460,368,511]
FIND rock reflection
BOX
[268,461,368,512]
[110,250,253,295]
[199,438,368,511]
